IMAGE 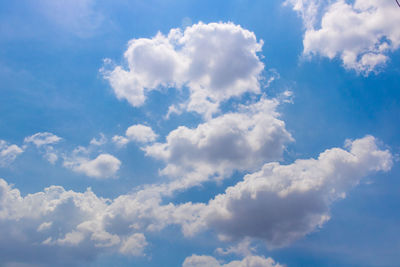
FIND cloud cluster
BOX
[0,140,23,167]
[145,98,293,189]
[0,136,392,265]
[183,254,283,267]
[287,0,400,74]
[0,178,146,266]
[103,22,264,118]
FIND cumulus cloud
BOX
[145,98,293,189]
[102,22,264,118]
[0,140,23,167]
[182,254,284,267]
[287,0,400,74]
[190,136,392,247]
[63,153,121,179]
[0,178,146,266]
[113,124,158,147]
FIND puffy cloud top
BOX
[103,22,264,118]
[287,0,400,74]
[145,98,293,189]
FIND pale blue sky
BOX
[0,1,399,266]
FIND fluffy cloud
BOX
[287,0,400,74]
[144,98,293,189]
[191,136,392,247]
[119,233,148,256]
[64,153,121,179]
[182,255,283,267]
[0,140,23,167]
[113,124,158,147]
[0,178,146,266]
[103,22,264,118]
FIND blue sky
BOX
[0,0,400,266]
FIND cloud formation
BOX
[0,140,23,167]
[145,98,293,189]
[183,254,283,267]
[24,132,62,164]
[113,124,158,147]
[0,136,392,266]
[63,153,121,179]
[189,136,392,247]
[287,0,400,74]
[103,22,264,118]
[24,132,62,147]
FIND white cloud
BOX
[215,239,256,257]
[0,178,148,266]
[90,133,107,146]
[63,153,121,179]
[119,233,148,256]
[24,132,62,147]
[145,98,293,189]
[182,255,284,267]
[113,124,158,147]
[189,136,392,247]
[0,140,23,167]
[287,0,400,74]
[102,22,264,118]
[24,132,62,164]
[0,136,392,265]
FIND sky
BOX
[0,0,400,266]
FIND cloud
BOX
[90,133,107,146]
[0,178,146,266]
[63,153,121,179]
[189,136,392,247]
[182,255,284,267]
[0,136,392,265]
[0,140,23,167]
[119,233,148,256]
[102,22,264,118]
[113,124,158,147]
[24,132,62,164]
[144,98,293,190]
[287,0,400,74]
[24,132,62,147]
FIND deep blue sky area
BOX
[0,0,399,266]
